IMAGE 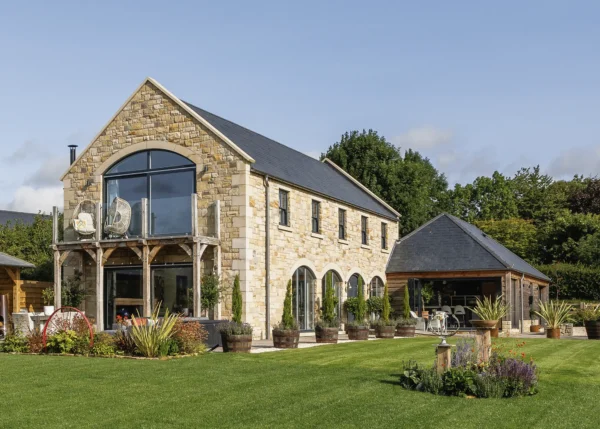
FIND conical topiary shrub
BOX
[219,274,253,352]
[272,280,300,348]
[348,276,369,340]
[376,281,395,338]
[315,273,339,343]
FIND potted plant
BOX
[272,280,300,348]
[578,305,600,340]
[530,308,542,333]
[347,277,369,340]
[396,285,416,337]
[315,273,339,343]
[375,282,395,338]
[367,296,384,335]
[42,287,55,316]
[201,273,222,318]
[62,270,86,311]
[343,297,359,333]
[219,274,252,352]
[182,288,193,317]
[534,300,573,339]
[469,295,509,338]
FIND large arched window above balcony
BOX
[104,150,196,237]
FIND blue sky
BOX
[1,1,600,212]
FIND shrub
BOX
[61,270,86,308]
[538,263,600,300]
[1,334,29,353]
[130,305,179,358]
[469,295,509,321]
[343,298,360,317]
[172,320,208,354]
[159,338,180,357]
[366,296,384,316]
[275,280,298,331]
[46,330,78,354]
[232,274,242,323]
[219,321,253,336]
[26,330,44,354]
[396,318,417,327]
[42,287,54,306]
[403,283,411,320]
[201,273,222,312]
[578,305,600,322]
[114,329,137,355]
[91,333,116,356]
[355,276,367,324]
[382,282,392,323]
[318,272,339,328]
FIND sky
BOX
[1,1,600,213]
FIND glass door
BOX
[292,266,315,330]
[104,268,143,329]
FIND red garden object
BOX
[42,307,94,350]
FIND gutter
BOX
[264,175,271,339]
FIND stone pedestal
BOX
[436,343,453,374]
[475,328,492,363]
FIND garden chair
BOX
[72,200,97,238]
[104,197,132,238]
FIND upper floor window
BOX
[311,200,320,233]
[361,216,368,245]
[338,209,346,240]
[104,150,195,237]
[381,222,388,249]
[279,190,289,226]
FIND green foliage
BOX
[218,321,253,336]
[201,273,222,311]
[232,274,242,324]
[366,296,384,316]
[343,297,360,316]
[278,280,298,330]
[396,318,417,327]
[402,283,410,320]
[42,287,54,306]
[323,130,449,235]
[322,274,338,325]
[47,330,79,354]
[91,333,116,356]
[468,295,509,321]
[569,177,600,215]
[577,305,600,322]
[475,218,540,263]
[538,211,600,264]
[0,214,55,281]
[382,282,391,322]
[534,300,573,328]
[130,304,179,358]
[0,334,29,353]
[355,276,367,323]
[62,270,86,308]
[538,263,600,300]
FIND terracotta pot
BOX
[347,325,369,340]
[395,326,416,337]
[221,333,252,352]
[315,326,339,344]
[375,325,395,339]
[272,329,300,348]
[490,328,499,338]
[546,327,561,339]
[530,324,541,333]
[584,321,600,340]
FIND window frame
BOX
[381,222,388,250]
[311,200,320,233]
[361,216,369,245]
[338,208,346,240]
[279,189,289,226]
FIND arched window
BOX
[370,276,384,298]
[321,270,343,316]
[104,150,195,237]
[291,266,316,330]
[346,273,365,323]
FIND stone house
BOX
[54,77,399,339]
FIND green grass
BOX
[2,337,599,428]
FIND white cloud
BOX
[24,156,69,188]
[548,145,600,178]
[6,186,63,213]
[393,126,453,151]
[5,140,49,163]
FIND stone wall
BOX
[61,81,252,320]
[248,173,398,338]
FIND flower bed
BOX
[399,339,538,398]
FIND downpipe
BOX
[264,175,271,339]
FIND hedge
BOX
[537,263,600,301]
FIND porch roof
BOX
[386,213,550,283]
[0,252,35,269]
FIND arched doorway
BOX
[321,270,343,316]
[370,276,384,298]
[292,266,316,330]
[347,273,365,323]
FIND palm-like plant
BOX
[130,303,179,357]
[534,301,573,328]
[469,295,509,321]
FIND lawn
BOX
[1,337,599,428]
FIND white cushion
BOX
[74,213,96,234]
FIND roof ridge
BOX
[444,213,513,270]
[183,101,325,166]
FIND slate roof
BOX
[386,213,550,282]
[0,252,35,268]
[184,102,398,220]
[0,210,48,226]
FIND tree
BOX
[232,274,242,323]
[382,282,391,323]
[475,218,540,263]
[323,130,449,235]
[281,280,296,329]
[538,211,600,264]
[355,276,367,324]
[403,282,411,320]
[568,177,600,215]
[511,166,557,221]
[322,273,337,325]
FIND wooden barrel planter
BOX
[375,325,395,339]
[347,326,369,340]
[546,327,561,339]
[221,333,252,353]
[584,321,600,340]
[396,326,416,337]
[272,329,300,348]
[315,327,338,344]
[530,324,541,333]
[490,328,499,338]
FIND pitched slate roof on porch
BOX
[184,102,398,220]
[0,210,48,226]
[0,252,35,268]
[386,213,550,282]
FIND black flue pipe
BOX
[68,145,78,164]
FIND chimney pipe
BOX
[68,145,78,165]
